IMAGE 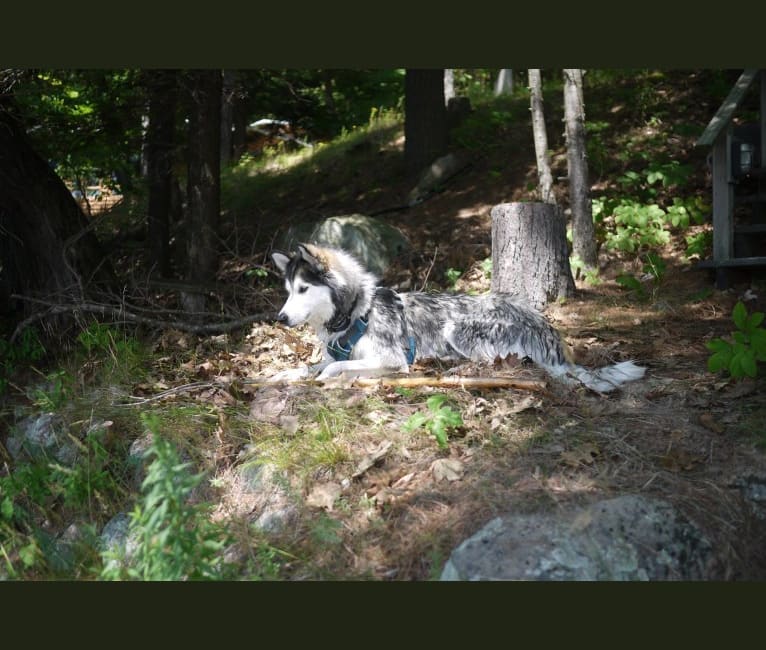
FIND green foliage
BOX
[76,321,144,382]
[101,414,232,581]
[685,230,712,258]
[593,195,708,253]
[0,327,46,394]
[403,394,463,449]
[616,252,667,300]
[444,267,462,288]
[707,302,766,379]
[31,369,72,411]
[569,256,601,285]
[480,257,493,279]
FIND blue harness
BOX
[327,297,416,365]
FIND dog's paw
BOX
[315,364,343,381]
[268,366,310,383]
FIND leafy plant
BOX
[0,327,45,394]
[616,252,666,300]
[707,302,766,379]
[444,267,462,288]
[403,394,463,449]
[685,230,712,259]
[101,414,232,580]
[31,369,72,411]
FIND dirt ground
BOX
[219,150,766,579]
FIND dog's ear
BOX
[297,243,323,270]
[271,251,291,275]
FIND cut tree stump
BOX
[491,202,575,310]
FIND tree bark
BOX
[444,69,455,105]
[183,70,222,314]
[494,69,514,96]
[405,69,447,177]
[0,91,112,318]
[144,69,178,278]
[563,69,597,269]
[528,69,556,205]
[491,202,575,311]
[220,69,239,165]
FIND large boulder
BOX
[441,495,721,581]
[279,214,410,276]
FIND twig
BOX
[10,294,276,341]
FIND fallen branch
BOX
[250,375,547,392]
[10,294,276,341]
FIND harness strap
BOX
[326,288,417,365]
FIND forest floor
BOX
[3,70,766,580]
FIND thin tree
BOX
[444,69,455,105]
[404,69,448,177]
[528,69,556,205]
[182,70,222,315]
[494,69,514,96]
[563,68,597,270]
[144,69,178,278]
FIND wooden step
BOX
[698,255,766,269]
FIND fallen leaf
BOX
[391,472,415,489]
[431,458,464,482]
[306,482,342,510]
[352,440,393,478]
[509,395,542,414]
[249,387,288,424]
[560,443,600,467]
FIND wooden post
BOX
[761,70,766,172]
[712,127,733,287]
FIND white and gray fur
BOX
[270,243,645,392]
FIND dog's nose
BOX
[277,312,289,325]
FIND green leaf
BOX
[747,311,764,331]
[732,302,748,330]
[741,352,758,378]
[707,352,729,373]
[403,412,428,432]
[705,338,731,354]
[426,394,449,411]
[1,497,13,520]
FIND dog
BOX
[269,243,645,392]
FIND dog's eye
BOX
[298,286,308,294]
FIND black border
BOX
[5,2,766,68]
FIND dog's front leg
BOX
[315,359,403,381]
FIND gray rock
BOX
[238,461,297,533]
[441,495,719,581]
[280,214,410,276]
[100,512,140,574]
[7,412,78,465]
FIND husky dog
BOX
[270,243,645,392]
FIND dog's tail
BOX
[561,360,646,393]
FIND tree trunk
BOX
[528,69,556,205]
[491,202,575,311]
[144,69,178,278]
[220,69,238,165]
[494,69,514,96]
[405,69,447,177]
[183,70,222,314]
[563,69,597,270]
[0,92,112,318]
[444,69,455,105]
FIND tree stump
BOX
[491,202,575,310]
